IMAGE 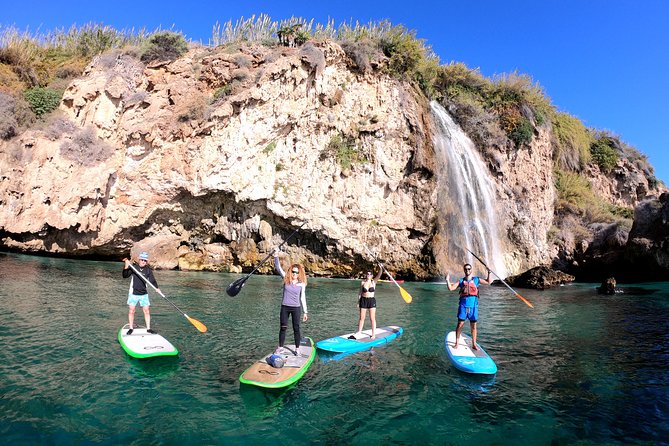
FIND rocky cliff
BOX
[0,39,665,280]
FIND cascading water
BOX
[430,101,506,277]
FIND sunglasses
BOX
[292,270,299,274]
[464,267,471,271]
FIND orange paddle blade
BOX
[515,293,534,308]
[186,315,208,333]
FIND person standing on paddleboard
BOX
[446,263,490,350]
[122,251,161,335]
[273,248,308,356]
[352,268,383,339]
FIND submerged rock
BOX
[597,277,617,295]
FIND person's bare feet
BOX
[471,343,479,351]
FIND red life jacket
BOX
[459,278,479,297]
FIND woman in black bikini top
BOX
[361,284,375,294]
[352,268,383,339]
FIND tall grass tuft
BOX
[1,23,152,88]
[552,112,592,171]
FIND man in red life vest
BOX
[446,263,491,350]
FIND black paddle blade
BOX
[226,277,247,297]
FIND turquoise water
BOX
[1,252,668,445]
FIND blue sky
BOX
[4,0,668,185]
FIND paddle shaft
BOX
[465,248,534,308]
[226,221,306,296]
[126,262,188,316]
[363,245,393,284]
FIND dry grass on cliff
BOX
[554,169,634,224]
[0,24,148,89]
[552,112,592,171]
[59,127,116,166]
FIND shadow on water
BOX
[124,355,181,380]
[448,369,497,394]
[238,382,297,420]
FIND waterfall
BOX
[430,101,506,277]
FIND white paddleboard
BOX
[118,324,178,359]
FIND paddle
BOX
[225,222,306,297]
[125,261,208,332]
[465,248,534,308]
[363,244,412,304]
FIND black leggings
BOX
[279,305,302,348]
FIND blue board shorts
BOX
[457,296,478,322]
[127,293,150,307]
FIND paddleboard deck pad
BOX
[118,324,178,359]
[240,337,316,389]
[445,331,496,374]
[316,325,403,354]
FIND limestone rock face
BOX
[625,192,669,279]
[0,42,437,277]
[586,160,657,208]
[493,126,556,271]
[0,41,664,279]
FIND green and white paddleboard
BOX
[118,324,178,359]
[240,337,316,389]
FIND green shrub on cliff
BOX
[23,87,62,117]
[379,25,427,78]
[508,117,534,147]
[436,62,489,101]
[320,134,368,170]
[438,68,552,148]
[487,73,552,146]
[590,135,619,173]
[140,31,188,62]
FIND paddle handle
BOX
[126,261,183,315]
[242,221,307,279]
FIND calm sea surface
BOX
[1,252,667,445]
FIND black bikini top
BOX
[362,284,375,293]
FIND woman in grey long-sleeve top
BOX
[273,249,309,356]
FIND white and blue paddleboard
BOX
[316,325,403,354]
[445,331,497,375]
[118,324,178,359]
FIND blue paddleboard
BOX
[316,325,403,354]
[445,331,497,375]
